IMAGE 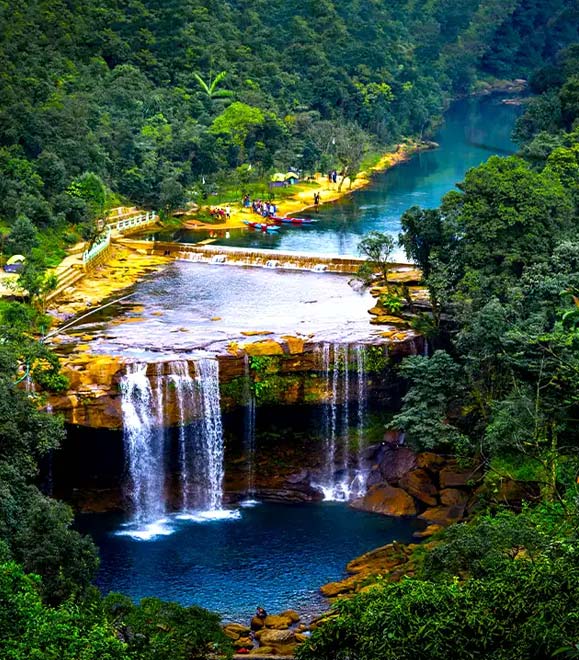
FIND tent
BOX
[4,254,25,273]
[7,254,25,265]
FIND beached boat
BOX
[271,216,317,225]
[243,220,280,233]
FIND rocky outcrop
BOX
[351,484,417,516]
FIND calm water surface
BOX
[165,95,519,259]
[79,502,423,622]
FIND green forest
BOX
[2,0,579,658]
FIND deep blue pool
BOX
[79,502,423,622]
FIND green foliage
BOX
[364,346,390,373]
[0,562,127,660]
[391,351,468,451]
[298,506,579,659]
[379,291,404,314]
[103,594,232,660]
[5,216,39,256]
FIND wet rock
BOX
[351,484,417,517]
[285,469,309,485]
[399,469,438,506]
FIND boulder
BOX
[250,616,265,631]
[224,623,251,640]
[416,452,446,471]
[243,340,284,356]
[379,447,417,484]
[413,524,445,539]
[233,636,254,649]
[264,614,292,629]
[440,488,469,507]
[256,628,297,651]
[439,467,474,488]
[418,504,465,526]
[280,609,300,623]
[399,469,438,506]
[351,484,417,517]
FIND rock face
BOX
[47,336,417,429]
[351,484,417,516]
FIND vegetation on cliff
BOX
[299,44,579,660]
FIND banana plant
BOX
[193,71,233,99]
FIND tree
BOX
[0,562,127,660]
[103,594,233,660]
[210,102,266,164]
[357,231,395,285]
[6,216,39,256]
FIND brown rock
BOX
[224,623,251,640]
[250,615,265,631]
[250,646,274,655]
[280,609,300,623]
[233,636,254,649]
[439,467,475,488]
[379,447,417,484]
[243,339,284,356]
[399,469,438,506]
[416,452,446,471]
[281,336,305,354]
[440,488,469,507]
[346,543,408,575]
[351,484,417,517]
[264,614,292,629]
[241,330,274,336]
[256,628,296,646]
[319,575,360,597]
[413,524,445,539]
[418,504,465,526]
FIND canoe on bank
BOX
[243,221,280,233]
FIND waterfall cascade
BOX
[317,343,370,501]
[120,358,227,530]
[242,355,258,504]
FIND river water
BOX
[162,94,520,260]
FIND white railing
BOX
[82,228,112,266]
[107,211,157,233]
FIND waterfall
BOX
[121,363,167,524]
[194,358,225,512]
[353,345,368,498]
[120,358,228,532]
[317,343,369,501]
[170,361,197,511]
[242,355,258,503]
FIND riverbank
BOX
[182,138,437,231]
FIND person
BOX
[225,205,231,220]
[256,606,267,619]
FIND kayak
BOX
[271,216,317,225]
[243,221,280,233]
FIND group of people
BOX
[209,205,231,220]
[250,198,278,218]
[328,169,339,184]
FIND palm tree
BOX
[193,71,233,100]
